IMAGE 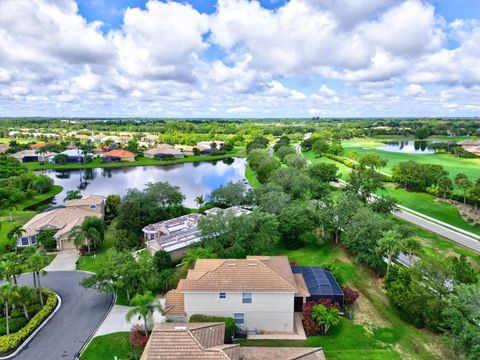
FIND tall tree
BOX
[454,173,473,205]
[377,230,403,275]
[0,284,19,335]
[26,253,47,305]
[69,216,105,253]
[437,176,453,199]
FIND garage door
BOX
[61,240,76,249]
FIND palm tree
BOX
[26,253,47,305]
[194,195,205,207]
[0,284,20,335]
[17,286,36,320]
[1,253,22,285]
[7,224,25,253]
[22,247,38,288]
[402,237,422,266]
[68,216,105,253]
[35,146,47,164]
[125,291,163,337]
[63,190,82,202]
[0,196,18,222]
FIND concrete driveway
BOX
[44,249,79,271]
[15,271,112,360]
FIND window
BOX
[21,237,29,246]
[242,292,252,304]
[90,205,97,209]
[31,236,37,245]
[149,234,155,240]
[234,313,244,325]
[219,292,226,299]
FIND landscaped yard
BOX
[241,244,453,360]
[80,332,133,360]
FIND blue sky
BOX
[0,0,479,117]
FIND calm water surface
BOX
[38,158,247,208]
[376,140,435,154]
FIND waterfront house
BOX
[102,149,135,162]
[49,149,91,164]
[144,144,184,159]
[11,149,56,163]
[197,141,225,150]
[17,195,106,250]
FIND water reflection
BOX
[376,140,435,154]
[38,158,247,208]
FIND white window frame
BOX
[234,313,244,325]
[242,292,252,304]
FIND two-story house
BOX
[164,256,311,333]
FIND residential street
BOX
[14,271,112,360]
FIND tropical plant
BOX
[454,173,473,205]
[69,216,105,253]
[125,291,163,336]
[0,253,22,285]
[26,253,48,305]
[7,224,25,252]
[194,195,205,207]
[310,304,340,335]
[376,230,403,275]
[0,284,19,335]
[63,189,82,202]
[16,286,36,320]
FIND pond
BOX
[38,158,247,208]
[376,140,435,154]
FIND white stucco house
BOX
[164,256,311,333]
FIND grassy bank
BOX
[245,165,260,189]
[80,332,132,360]
[241,244,451,360]
[23,149,242,171]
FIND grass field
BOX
[245,165,260,189]
[80,332,133,360]
[342,138,480,181]
[23,149,242,171]
[241,244,451,360]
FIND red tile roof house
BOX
[141,322,326,360]
[102,149,136,162]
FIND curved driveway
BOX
[15,271,112,360]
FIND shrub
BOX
[189,315,235,343]
[0,289,57,354]
[342,286,360,307]
[302,299,341,336]
[129,325,149,348]
[153,250,173,272]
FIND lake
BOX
[38,158,247,208]
[376,140,435,154]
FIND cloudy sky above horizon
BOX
[1,0,480,118]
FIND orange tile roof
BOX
[102,149,135,158]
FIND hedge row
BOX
[0,289,58,354]
[189,314,236,343]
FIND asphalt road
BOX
[394,210,480,252]
[14,271,113,360]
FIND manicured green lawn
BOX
[23,149,241,171]
[245,165,260,189]
[80,332,133,360]
[379,183,480,236]
[77,236,116,274]
[343,138,480,181]
[274,245,451,360]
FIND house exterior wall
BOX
[184,292,295,332]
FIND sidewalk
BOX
[94,299,165,337]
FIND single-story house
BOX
[29,142,48,149]
[141,322,326,360]
[11,150,56,163]
[102,149,135,162]
[144,144,184,159]
[457,140,480,155]
[143,207,250,260]
[48,149,91,164]
[197,141,225,150]
[17,195,106,250]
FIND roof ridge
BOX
[290,347,324,360]
[255,259,297,292]
[185,328,231,360]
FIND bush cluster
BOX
[0,289,57,354]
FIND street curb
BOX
[75,292,116,359]
[0,293,62,360]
